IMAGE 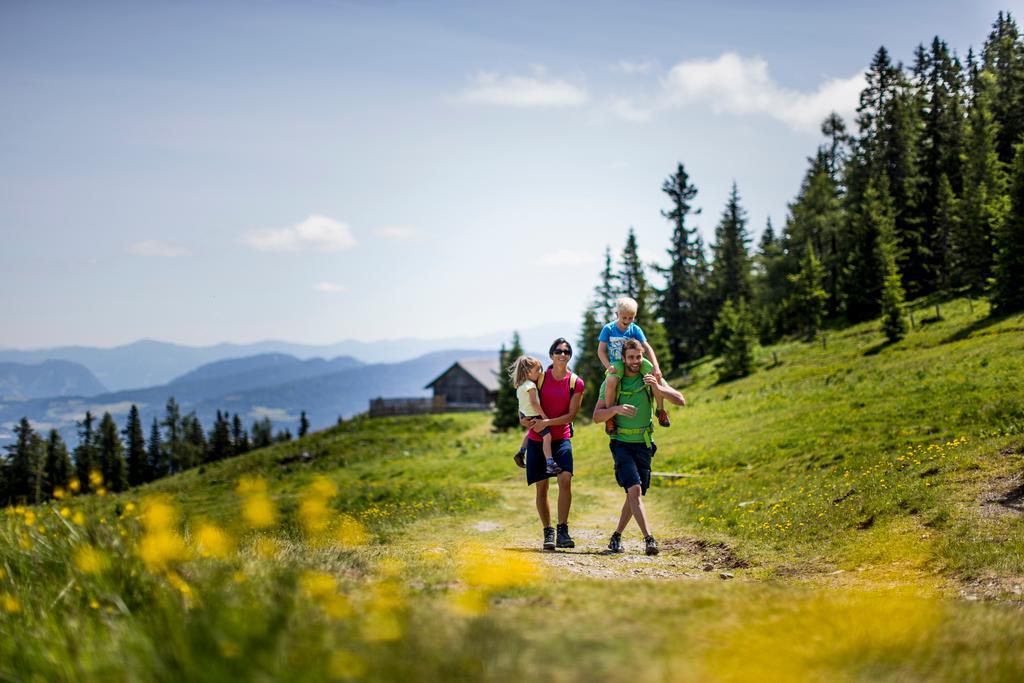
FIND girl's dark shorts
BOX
[519,412,550,437]
[609,440,657,495]
[525,438,573,485]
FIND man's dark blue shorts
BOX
[610,440,657,495]
[525,438,573,485]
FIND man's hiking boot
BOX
[657,409,671,428]
[556,523,575,549]
[608,531,624,553]
[605,418,617,436]
[545,458,561,475]
[543,526,556,551]
[644,535,659,556]
[513,449,526,469]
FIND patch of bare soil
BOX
[978,471,1024,516]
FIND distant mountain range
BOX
[0,360,107,400]
[0,349,499,447]
[0,323,571,391]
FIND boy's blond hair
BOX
[616,296,638,315]
[507,355,543,388]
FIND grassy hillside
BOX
[1,296,1022,681]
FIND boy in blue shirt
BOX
[598,296,670,434]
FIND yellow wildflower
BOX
[448,588,488,616]
[334,515,369,548]
[59,507,71,519]
[242,494,276,529]
[53,486,66,500]
[457,543,539,590]
[72,511,85,525]
[0,594,18,613]
[329,650,367,680]
[68,478,81,493]
[89,471,103,488]
[194,522,233,559]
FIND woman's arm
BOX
[532,380,584,429]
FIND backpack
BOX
[613,375,654,447]
[536,368,581,438]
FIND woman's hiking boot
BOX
[644,535,659,556]
[543,526,556,551]
[556,523,575,548]
[605,418,617,436]
[657,409,671,428]
[607,531,624,553]
[513,449,526,469]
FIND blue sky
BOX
[0,0,1015,349]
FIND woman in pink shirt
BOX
[521,338,585,551]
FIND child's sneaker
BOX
[607,531,624,553]
[513,449,526,469]
[605,418,617,435]
[644,535,660,556]
[657,409,671,428]
[545,458,561,475]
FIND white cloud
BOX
[313,281,347,293]
[538,249,598,268]
[661,53,864,133]
[127,240,190,258]
[457,66,588,108]
[609,96,655,123]
[244,214,357,252]
[373,225,421,242]
[611,59,655,75]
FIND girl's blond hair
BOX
[507,355,543,388]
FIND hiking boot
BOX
[556,523,575,549]
[657,409,671,428]
[644,535,659,556]
[543,526,556,551]
[605,418,617,436]
[608,531,624,553]
[513,449,526,469]
[545,458,561,475]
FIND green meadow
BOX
[2,296,1023,682]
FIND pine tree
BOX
[181,412,205,469]
[97,412,127,493]
[74,411,97,493]
[656,162,706,369]
[232,414,250,456]
[982,12,1024,165]
[208,410,233,462]
[275,429,293,443]
[251,418,274,449]
[595,246,617,322]
[880,251,909,342]
[299,411,310,438]
[44,429,72,495]
[493,334,525,431]
[753,218,789,343]
[993,141,1024,313]
[785,243,829,340]
[843,179,894,322]
[4,417,38,504]
[932,173,960,293]
[957,69,1010,290]
[123,405,147,488]
[27,432,46,504]
[147,417,166,481]
[710,183,754,315]
[712,300,756,381]
[162,397,184,474]
[574,305,605,418]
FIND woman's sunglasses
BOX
[552,349,572,356]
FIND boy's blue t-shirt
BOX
[598,321,648,362]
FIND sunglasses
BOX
[552,349,572,356]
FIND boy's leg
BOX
[656,379,671,428]
[604,375,619,434]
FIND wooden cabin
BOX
[424,357,499,411]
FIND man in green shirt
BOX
[592,339,686,555]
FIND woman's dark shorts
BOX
[525,438,573,485]
[609,440,657,495]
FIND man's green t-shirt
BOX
[599,371,653,444]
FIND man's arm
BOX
[645,374,685,406]
[592,398,637,424]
